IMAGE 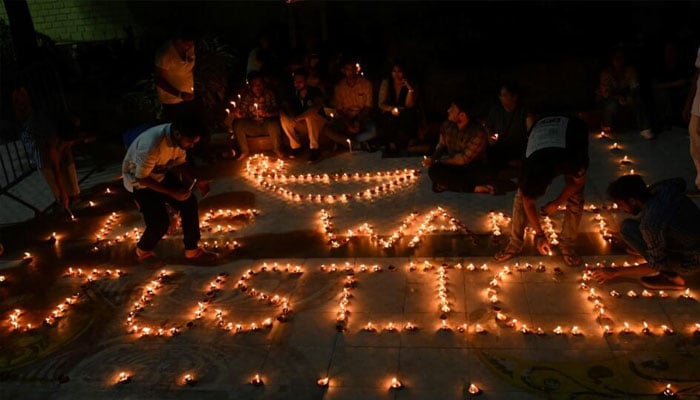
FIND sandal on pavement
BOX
[184,248,220,265]
[494,243,521,262]
[640,274,685,290]
[560,247,583,267]
[136,247,156,262]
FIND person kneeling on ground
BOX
[494,115,589,266]
[422,100,495,194]
[122,116,217,263]
[591,175,700,290]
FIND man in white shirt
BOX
[154,32,196,121]
[122,117,214,262]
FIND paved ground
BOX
[1,126,699,399]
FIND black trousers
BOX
[428,162,494,192]
[133,174,200,251]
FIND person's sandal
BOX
[184,248,220,265]
[136,247,156,262]
[494,243,521,262]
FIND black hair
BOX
[451,97,473,117]
[500,82,520,97]
[172,115,206,138]
[292,67,308,79]
[173,25,197,42]
[607,175,651,202]
[247,70,263,83]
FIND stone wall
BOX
[0,0,133,42]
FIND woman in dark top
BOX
[378,62,419,153]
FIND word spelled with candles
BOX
[487,211,510,240]
[125,270,180,338]
[90,212,144,253]
[244,154,419,203]
[215,262,300,333]
[199,208,260,250]
[7,267,126,332]
[319,207,472,250]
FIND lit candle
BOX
[251,374,264,386]
[468,383,481,394]
[390,377,403,389]
[346,138,352,153]
[317,377,329,387]
[118,371,130,384]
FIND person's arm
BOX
[442,128,487,165]
[260,92,279,118]
[154,66,194,101]
[378,80,392,112]
[683,69,699,122]
[591,263,658,284]
[522,193,552,255]
[541,170,586,216]
[404,81,416,108]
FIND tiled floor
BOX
[0,127,699,399]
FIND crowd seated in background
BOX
[322,59,378,152]
[484,83,534,169]
[377,61,419,155]
[232,72,284,160]
[279,68,326,163]
[422,99,495,194]
[596,49,654,139]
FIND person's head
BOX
[171,116,204,150]
[340,59,359,80]
[390,62,406,83]
[247,71,265,96]
[607,174,651,215]
[498,83,520,111]
[447,98,470,126]
[292,68,308,91]
[611,49,626,71]
[172,27,196,61]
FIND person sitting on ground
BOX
[596,48,654,139]
[377,61,419,153]
[122,116,216,262]
[421,100,494,194]
[591,175,700,290]
[322,59,378,151]
[280,68,326,163]
[485,83,534,168]
[495,115,589,266]
[232,71,285,160]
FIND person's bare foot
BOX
[640,273,686,290]
[474,185,496,195]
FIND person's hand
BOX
[195,180,211,197]
[180,92,195,101]
[540,201,559,217]
[170,188,192,202]
[347,120,360,134]
[590,267,619,284]
[402,79,413,91]
[535,235,552,256]
[488,133,499,145]
[422,157,433,168]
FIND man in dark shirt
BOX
[485,83,534,167]
[422,100,493,193]
[592,175,700,289]
[280,68,326,163]
[495,115,589,266]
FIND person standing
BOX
[684,44,700,195]
[122,117,215,262]
[155,31,196,121]
[495,115,589,266]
